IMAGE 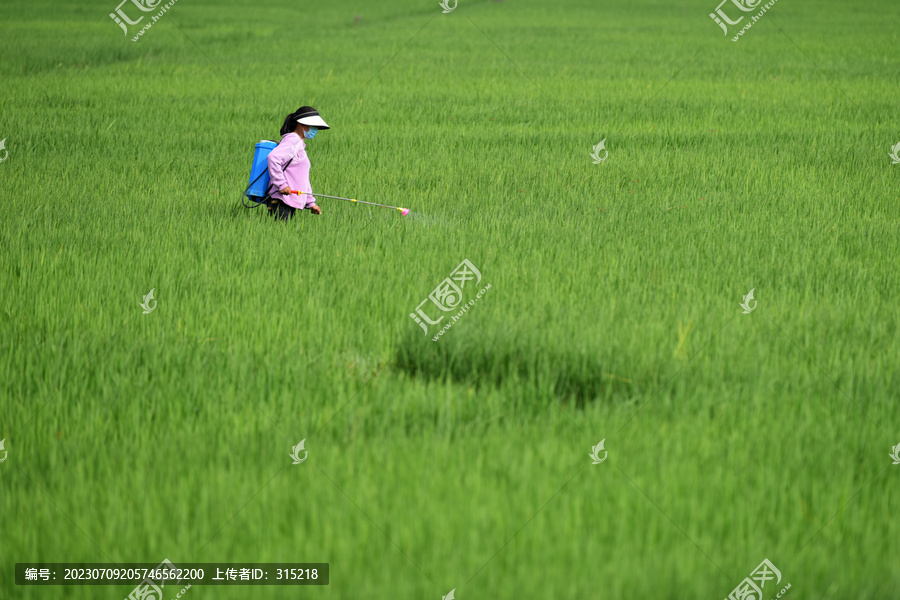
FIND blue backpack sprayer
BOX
[241,140,279,208]
[241,140,410,216]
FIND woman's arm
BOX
[304,190,319,211]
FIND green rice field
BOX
[1,0,899,598]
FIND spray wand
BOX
[290,190,409,216]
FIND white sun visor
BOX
[296,112,329,130]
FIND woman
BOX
[266,106,330,220]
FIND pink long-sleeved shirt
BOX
[267,132,317,209]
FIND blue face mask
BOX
[304,127,318,140]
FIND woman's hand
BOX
[309,204,321,215]
[279,186,291,195]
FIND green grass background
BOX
[1,0,899,597]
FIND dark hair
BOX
[280,106,317,136]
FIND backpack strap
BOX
[263,156,294,199]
